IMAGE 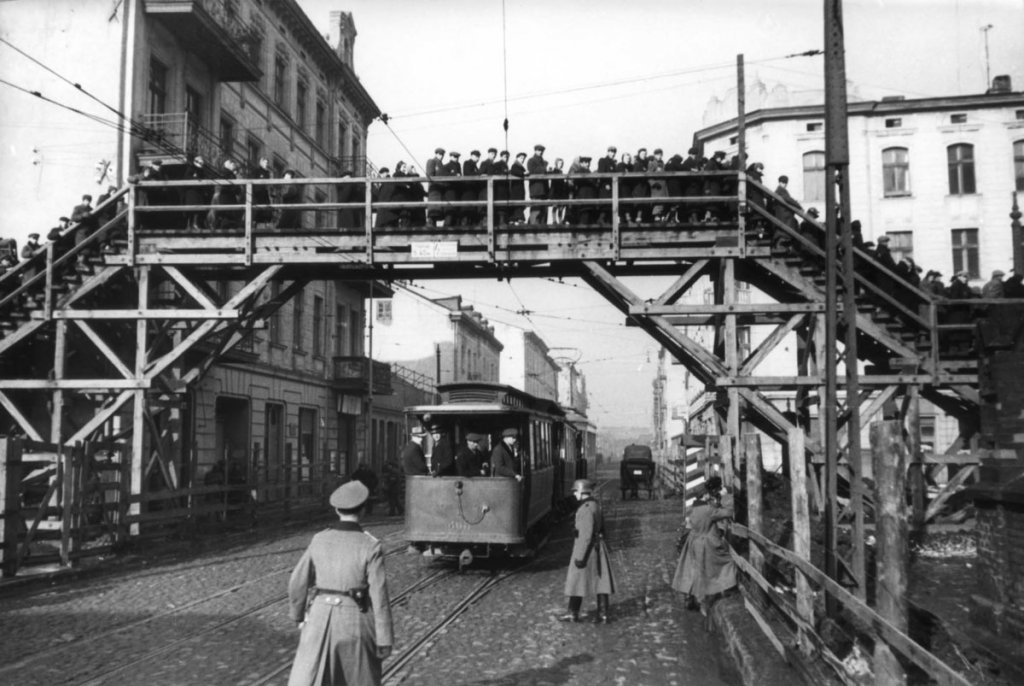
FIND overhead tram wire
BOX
[385,50,822,121]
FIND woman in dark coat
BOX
[671,476,736,615]
[287,480,393,686]
[631,148,650,223]
[375,163,401,229]
[572,157,597,225]
[559,479,615,623]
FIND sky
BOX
[294,0,1023,429]
[1,0,1022,430]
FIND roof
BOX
[694,90,1024,144]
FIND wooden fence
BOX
[724,424,976,686]
[0,436,337,577]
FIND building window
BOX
[219,116,235,160]
[1014,140,1024,192]
[376,300,392,325]
[806,122,823,132]
[315,99,326,147]
[185,86,202,126]
[350,308,362,356]
[312,295,324,356]
[885,231,913,263]
[950,113,967,124]
[273,53,288,111]
[882,147,910,197]
[351,137,361,167]
[269,281,282,345]
[148,57,168,115]
[246,135,263,172]
[248,18,265,69]
[947,144,975,195]
[802,151,826,203]
[338,121,348,158]
[335,304,349,355]
[293,287,305,350]
[884,118,902,128]
[298,407,318,476]
[295,75,308,130]
[951,228,979,279]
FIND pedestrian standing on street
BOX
[559,479,615,623]
[351,461,379,515]
[380,457,404,516]
[671,475,737,616]
[286,480,393,686]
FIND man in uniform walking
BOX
[559,479,615,623]
[286,480,393,685]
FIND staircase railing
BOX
[0,187,130,313]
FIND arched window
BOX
[802,151,826,203]
[1014,140,1024,192]
[882,147,910,196]
[947,143,976,195]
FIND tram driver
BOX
[491,427,523,481]
[455,432,488,477]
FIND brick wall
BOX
[972,501,1024,640]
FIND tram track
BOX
[1,526,407,683]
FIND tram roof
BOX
[407,381,565,418]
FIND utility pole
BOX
[981,24,994,89]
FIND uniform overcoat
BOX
[564,497,615,597]
[287,522,394,686]
[671,497,737,599]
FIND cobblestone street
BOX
[0,475,738,686]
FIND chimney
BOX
[987,75,1012,95]
[331,11,356,68]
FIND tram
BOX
[404,382,593,563]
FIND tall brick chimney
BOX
[330,11,356,68]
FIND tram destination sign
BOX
[411,241,459,259]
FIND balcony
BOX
[145,0,262,82]
[332,357,392,395]
[138,112,224,162]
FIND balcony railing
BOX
[332,356,392,395]
[139,112,225,163]
[145,0,262,82]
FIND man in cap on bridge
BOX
[527,144,549,225]
[425,147,446,226]
[287,479,394,685]
[559,478,615,623]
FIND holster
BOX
[346,588,370,613]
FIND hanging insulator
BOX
[503,118,509,132]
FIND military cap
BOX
[993,269,1006,278]
[434,147,445,155]
[470,150,481,157]
[501,428,519,438]
[330,480,369,510]
[28,232,40,239]
[877,235,890,243]
[778,175,789,183]
[450,151,461,159]
[572,479,593,493]
[653,148,663,155]
[466,432,485,442]
[607,146,617,153]
[534,144,546,152]
[487,147,498,154]
[428,422,445,432]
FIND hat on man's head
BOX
[956,270,970,279]
[428,422,445,433]
[500,150,510,157]
[993,269,1006,278]
[329,480,369,510]
[607,146,617,153]
[877,235,890,243]
[450,151,461,159]
[516,152,527,159]
[487,147,498,154]
[534,144,546,152]
[28,232,40,239]
[410,426,427,437]
[501,428,519,438]
[807,207,820,217]
[580,156,592,163]
[653,148,663,155]
[713,150,726,158]
[378,167,390,175]
[466,432,485,443]
[688,147,700,155]
[150,159,163,168]
[434,147,445,155]
[470,150,481,157]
